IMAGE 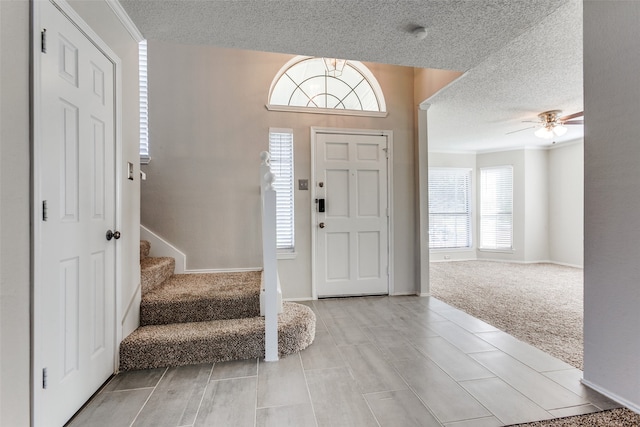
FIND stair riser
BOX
[119,303,316,371]
[140,295,260,326]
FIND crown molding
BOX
[105,0,144,42]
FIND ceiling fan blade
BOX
[506,125,536,135]
[559,111,583,121]
[563,120,584,125]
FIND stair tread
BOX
[140,271,261,325]
[143,271,260,302]
[120,302,316,371]
[140,240,151,261]
[141,256,174,270]
[141,256,175,294]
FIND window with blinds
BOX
[139,40,150,164]
[480,165,513,250]
[428,168,472,249]
[269,129,295,251]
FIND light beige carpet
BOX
[430,261,583,369]
[429,261,640,427]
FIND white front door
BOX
[35,1,117,425]
[314,132,389,297]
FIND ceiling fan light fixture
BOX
[535,126,554,139]
[553,124,568,136]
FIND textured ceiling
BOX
[425,0,583,151]
[119,0,583,152]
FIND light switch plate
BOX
[298,179,309,190]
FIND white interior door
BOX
[36,1,117,425]
[315,132,389,297]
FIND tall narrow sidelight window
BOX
[480,166,513,250]
[139,40,150,164]
[428,168,472,249]
[269,129,295,251]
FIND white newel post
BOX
[260,151,279,362]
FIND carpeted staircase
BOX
[119,240,316,371]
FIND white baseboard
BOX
[549,261,584,269]
[283,297,314,302]
[140,225,187,273]
[430,258,477,263]
[581,379,640,414]
[453,258,584,269]
[418,292,431,297]
[184,267,262,274]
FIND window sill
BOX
[266,104,388,118]
[478,248,515,254]
[277,251,297,260]
[430,247,474,252]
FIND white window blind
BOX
[269,129,295,251]
[139,40,150,164]
[480,166,513,250]
[428,168,472,249]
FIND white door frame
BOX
[310,127,394,299]
[31,0,123,424]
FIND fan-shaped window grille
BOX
[267,57,387,117]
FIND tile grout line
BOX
[469,349,590,406]
[190,362,216,426]
[384,344,446,426]
[393,307,496,426]
[254,358,259,427]
[128,367,168,427]
[300,352,321,427]
[361,392,383,427]
[457,376,554,425]
[360,302,447,426]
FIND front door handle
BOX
[106,230,121,241]
[319,222,325,229]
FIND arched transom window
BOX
[267,56,387,117]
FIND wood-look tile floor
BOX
[68,296,619,427]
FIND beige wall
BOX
[0,2,31,425]
[523,149,549,262]
[583,1,640,409]
[0,1,141,423]
[414,68,463,105]
[549,140,583,267]
[142,42,422,298]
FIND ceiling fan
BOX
[508,110,584,139]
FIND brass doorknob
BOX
[319,222,325,229]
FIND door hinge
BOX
[41,29,47,54]
[42,367,48,389]
[383,147,389,159]
[42,200,48,221]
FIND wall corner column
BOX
[416,104,430,295]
